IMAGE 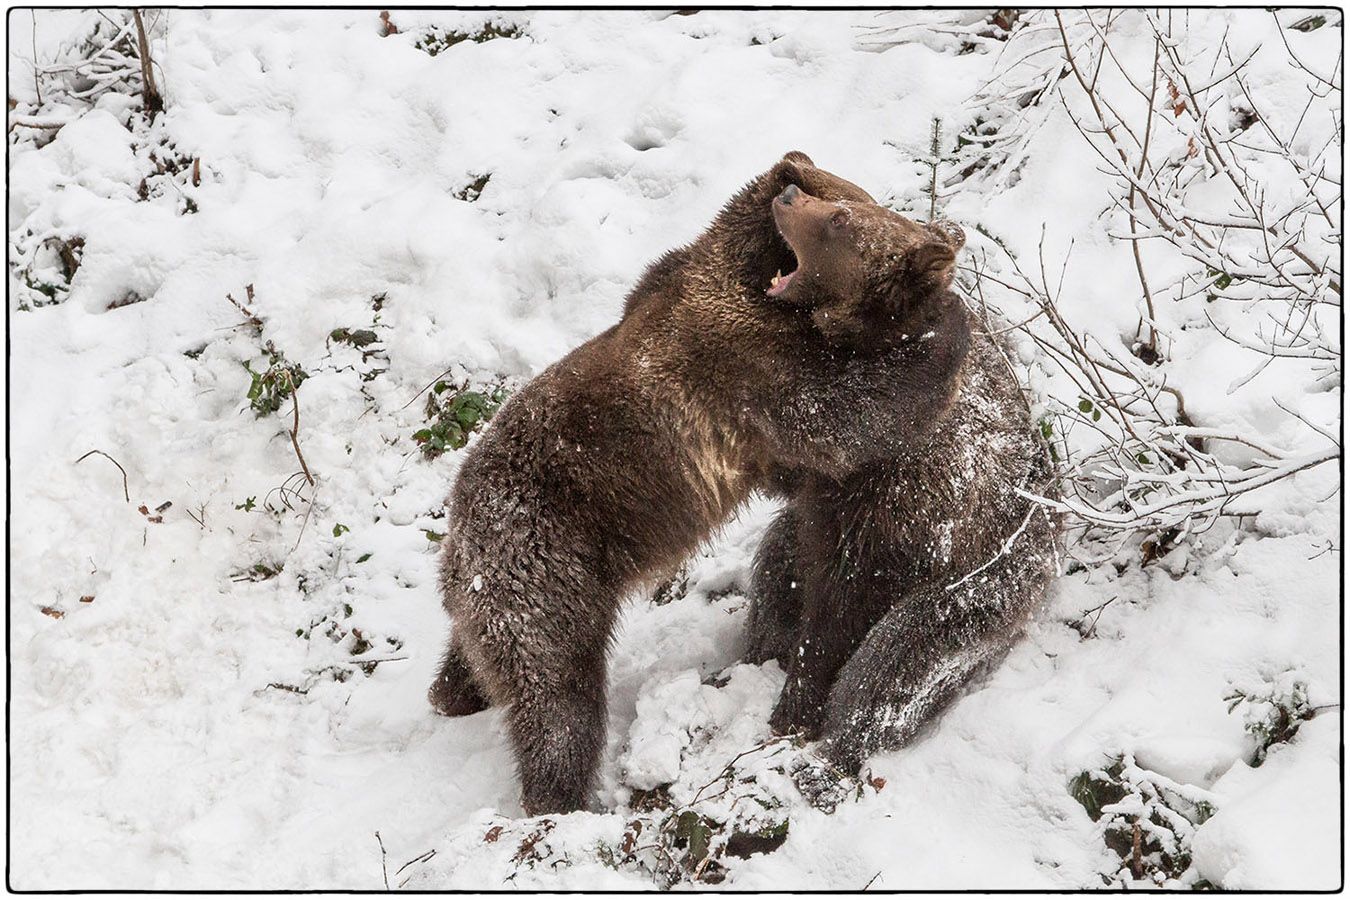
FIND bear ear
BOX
[928,220,966,252]
[909,239,957,290]
[877,239,958,324]
[769,157,808,194]
[781,150,814,167]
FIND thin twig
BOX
[1073,595,1118,638]
[8,115,70,133]
[283,369,316,487]
[225,286,264,332]
[30,11,42,105]
[375,831,389,890]
[74,449,130,503]
[292,482,318,553]
[394,848,437,878]
[946,504,1037,592]
[400,366,459,411]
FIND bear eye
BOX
[829,209,850,229]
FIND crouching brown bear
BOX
[428,152,976,815]
[743,185,1058,773]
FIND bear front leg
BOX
[427,633,490,717]
[769,614,871,740]
[767,505,910,740]
[743,506,805,666]
[769,655,833,739]
[769,580,885,740]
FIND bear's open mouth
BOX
[768,200,803,297]
[767,231,801,297]
[767,267,798,297]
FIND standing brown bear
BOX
[743,187,1058,773]
[428,152,973,815]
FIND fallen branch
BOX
[7,115,70,133]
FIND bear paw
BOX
[427,674,490,717]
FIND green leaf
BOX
[331,327,379,347]
[414,381,507,459]
[332,523,350,537]
[1290,14,1326,31]
[1078,398,1093,413]
[423,529,445,543]
[674,811,714,864]
[356,552,373,564]
[346,329,379,347]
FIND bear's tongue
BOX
[767,268,797,297]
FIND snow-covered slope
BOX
[7,9,1340,890]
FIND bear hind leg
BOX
[817,575,1034,773]
[509,651,608,816]
[818,510,1055,772]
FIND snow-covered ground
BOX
[7,8,1341,890]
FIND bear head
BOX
[767,185,966,349]
[719,152,879,296]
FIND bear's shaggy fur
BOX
[743,188,1058,772]
[429,153,974,815]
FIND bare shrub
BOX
[952,10,1340,558]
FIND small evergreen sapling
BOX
[1224,674,1330,765]
[1069,752,1217,887]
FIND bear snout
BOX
[776,184,802,206]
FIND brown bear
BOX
[743,187,1058,773]
[428,152,972,815]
